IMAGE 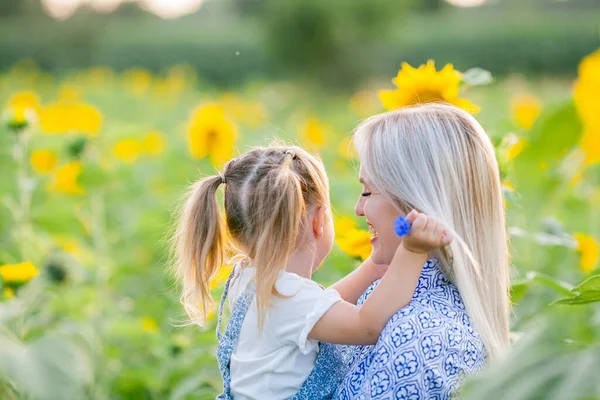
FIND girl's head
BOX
[353,103,510,361]
[173,145,333,327]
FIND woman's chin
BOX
[370,246,386,266]
[370,240,396,265]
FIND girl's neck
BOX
[285,248,316,279]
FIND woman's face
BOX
[355,167,403,265]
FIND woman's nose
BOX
[355,197,365,216]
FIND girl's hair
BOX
[173,145,330,328]
[353,103,510,361]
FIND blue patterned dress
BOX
[336,258,487,399]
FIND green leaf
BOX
[553,290,600,305]
[512,271,574,298]
[513,101,583,214]
[518,100,583,163]
[0,332,93,400]
[551,275,600,306]
[510,281,528,304]
[573,275,600,293]
[462,68,493,86]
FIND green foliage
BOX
[554,276,600,305]
[0,59,599,399]
[261,0,409,86]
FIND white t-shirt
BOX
[227,264,341,400]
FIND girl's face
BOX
[355,167,403,265]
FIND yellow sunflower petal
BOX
[0,261,39,284]
[30,149,58,174]
[113,139,141,164]
[511,95,542,130]
[378,89,411,110]
[580,128,600,166]
[141,131,166,155]
[448,97,480,113]
[48,161,85,195]
[574,49,600,128]
[573,233,599,273]
[507,137,529,160]
[208,119,237,166]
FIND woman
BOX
[336,103,510,399]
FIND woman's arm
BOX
[330,258,387,304]
[309,212,452,345]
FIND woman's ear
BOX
[312,206,326,238]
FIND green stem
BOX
[88,141,111,399]
[91,190,110,284]
[13,128,32,261]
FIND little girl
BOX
[173,145,452,400]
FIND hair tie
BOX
[219,174,226,185]
[284,149,297,159]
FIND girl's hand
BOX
[400,210,453,255]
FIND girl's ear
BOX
[312,206,326,238]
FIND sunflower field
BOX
[1,30,600,399]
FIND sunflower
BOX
[209,264,233,290]
[187,104,237,166]
[299,118,328,150]
[113,139,142,164]
[2,91,40,130]
[574,49,600,165]
[30,149,58,174]
[511,94,542,130]
[39,101,103,136]
[0,261,39,284]
[335,217,372,261]
[573,233,599,273]
[141,131,166,155]
[379,60,479,113]
[48,161,85,195]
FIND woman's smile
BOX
[367,222,379,244]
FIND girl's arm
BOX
[309,211,451,345]
[330,258,387,304]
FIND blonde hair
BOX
[173,146,330,329]
[353,103,510,361]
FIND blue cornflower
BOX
[394,216,411,237]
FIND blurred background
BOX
[0,0,599,399]
[1,0,599,85]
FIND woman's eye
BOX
[361,192,372,197]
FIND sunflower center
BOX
[206,128,218,151]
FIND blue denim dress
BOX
[215,270,349,399]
